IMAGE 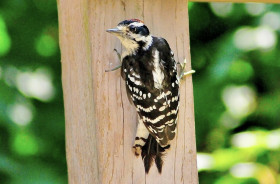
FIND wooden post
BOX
[57,0,198,183]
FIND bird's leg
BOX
[105,65,121,72]
[105,49,122,72]
[178,58,195,79]
[114,48,121,61]
[133,118,150,157]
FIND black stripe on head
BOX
[118,19,143,26]
[131,25,149,36]
[118,19,150,36]
[118,20,138,26]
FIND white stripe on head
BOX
[129,22,144,27]
[117,25,127,31]
[143,36,153,50]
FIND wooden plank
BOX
[57,0,100,183]
[190,0,280,3]
[57,0,198,183]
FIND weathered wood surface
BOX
[190,0,280,3]
[57,0,198,183]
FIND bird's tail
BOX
[141,135,170,174]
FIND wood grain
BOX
[57,0,198,183]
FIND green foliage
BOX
[36,34,58,57]
[190,3,280,184]
[12,131,39,156]
[0,0,66,183]
[0,15,11,56]
[0,1,279,183]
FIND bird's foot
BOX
[105,64,121,72]
[132,146,142,157]
[179,58,195,79]
[105,49,122,72]
[114,48,121,62]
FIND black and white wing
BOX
[121,37,179,147]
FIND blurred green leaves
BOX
[228,60,254,82]
[0,1,279,184]
[0,0,66,183]
[0,15,11,56]
[16,67,55,102]
[12,131,38,156]
[36,34,58,57]
[8,102,33,126]
[190,2,280,184]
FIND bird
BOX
[106,19,193,174]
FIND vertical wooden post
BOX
[57,0,198,183]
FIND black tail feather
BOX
[155,144,163,173]
[141,135,169,174]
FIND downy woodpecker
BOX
[107,19,183,174]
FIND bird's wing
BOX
[121,37,179,147]
[144,37,179,146]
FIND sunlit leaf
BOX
[36,34,58,57]
[0,15,11,56]
[214,174,258,184]
[228,60,254,82]
[12,131,38,156]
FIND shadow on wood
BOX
[57,0,198,183]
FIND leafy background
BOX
[0,1,279,184]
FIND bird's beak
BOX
[106,28,122,35]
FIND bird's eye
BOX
[130,27,137,33]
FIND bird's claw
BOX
[133,146,142,157]
[113,48,121,62]
[105,64,121,72]
[179,58,195,79]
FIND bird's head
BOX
[106,19,152,54]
